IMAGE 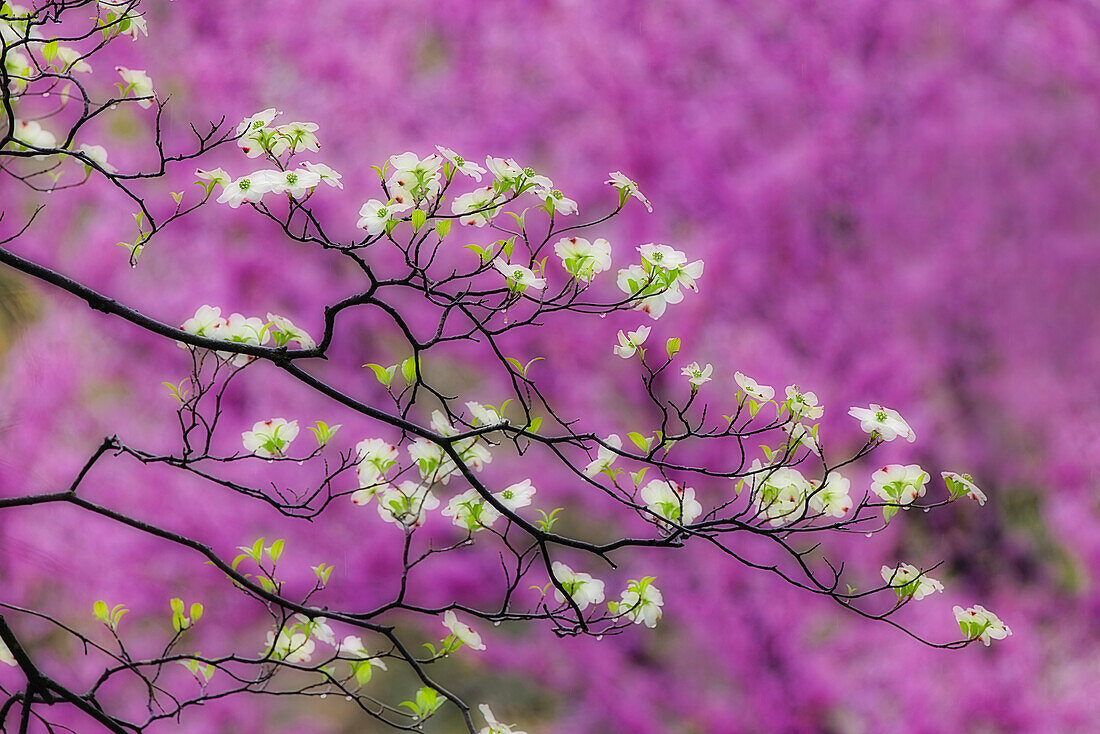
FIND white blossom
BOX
[748,460,812,526]
[0,639,15,667]
[871,464,930,506]
[442,488,501,532]
[377,481,439,527]
[555,236,611,281]
[953,604,1012,646]
[681,362,713,388]
[242,418,299,458]
[785,385,823,420]
[613,325,650,359]
[606,171,653,212]
[942,471,987,506]
[478,704,529,734]
[583,434,622,478]
[436,146,487,181]
[357,199,411,236]
[639,479,702,526]
[881,564,944,601]
[268,168,321,199]
[614,577,664,628]
[551,561,605,610]
[265,313,315,349]
[300,161,343,189]
[14,120,56,149]
[115,66,154,108]
[493,258,546,291]
[442,610,486,651]
[450,186,501,226]
[271,122,320,156]
[808,473,851,518]
[264,628,315,664]
[848,404,916,443]
[76,144,117,173]
[494,479,535,511]
[734,371,775,402]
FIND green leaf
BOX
[464,243,490,263]
[170,191,184,205]
[526,416,542,434]
[400,355,420,384]
[627,432,651,452]
[250,537,264,562]
[363,363,396,388]
[665,337,681,359]
[93,600,109,622]
[435,218,452,239]
[42,40,58,63]
[267,538,285,564]
[883,504,899,523]
[410,209,427,231]
[190,603,204,622]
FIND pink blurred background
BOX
[2,1,1098,731]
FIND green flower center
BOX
[502,489,514,499]
[376,208,387,217]
[875,411,887,422]
[523,167,535,176]
[286,173,298,185]
[454,155,465,166]
[551,190,564,200]
[252,120,265,129]
[513,269,524,279]
[239,179,251,190]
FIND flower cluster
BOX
[179,305,314,365]
[617,243,705,319]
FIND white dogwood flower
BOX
[115,66,154,108]
[495,479,535,511]
[555,236,611,281]
[300,161,343,189]
[734,371,774,402]
[606,171,653,212]
[451,186,501,226]
[271,122,320,156]
[583,434,622,478]
[785,385,823,420]
[613,325,650,359]
[640,479,702,526]
[748,460,812,526]
[681,362,713,388]
[436,146,487,180]
[551,561,605,610]
[493,258,546,292]
[265,313,315,349]
[442,488,501,532]
[264,628,315,664]
[442,610,486,651]
[808,473,852,518]
[953,605,1011,646]
[942,471,987,506]
[268,168,321,198]
[881,564,944,601]
[377,481,439,527]
[76,144,117,173]
[14,120,57,149]
[242,418,299,458]
[478,704,529,734]
[613,577,664,628]
[871,464,930,506]
[357,199,411,235]
[848,404,916,443]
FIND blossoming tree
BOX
[0,2,1010,732]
